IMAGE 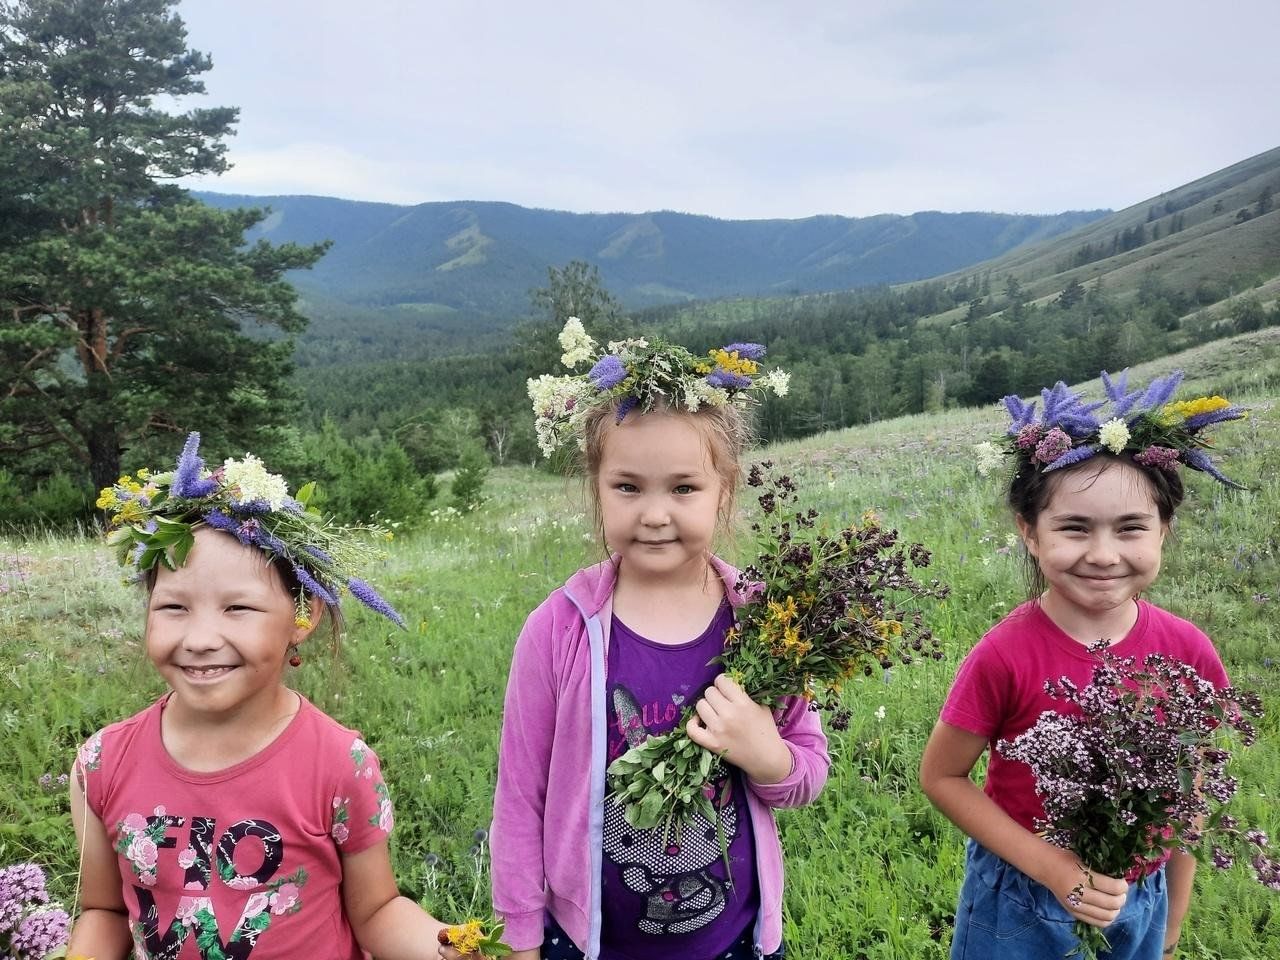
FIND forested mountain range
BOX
[195,191,1106,350]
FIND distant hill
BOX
[195,191,1107,333]
[915,146,1280,323]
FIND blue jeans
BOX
[951,840,1168,960]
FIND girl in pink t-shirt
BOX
[919,372,1245,960]
[68,434,472,960]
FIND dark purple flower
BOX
[706,370,752,390]
[1042,444,1100,472]
[1015,423,1042,449]
[1133,445,1181,472]
[1180,448,1245,489]
[589,355,628,390]
[1033,427,1073,464]
[721,342,766,360]
[1185,406,1248,431]
[171,432,219,499]
[292,563,338,606]
[614,395,640,424]
[347,577,406,628]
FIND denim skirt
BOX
[950,839,1168,960]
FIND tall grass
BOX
[2,389,1277,958]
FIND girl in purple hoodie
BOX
[486,330,829,960]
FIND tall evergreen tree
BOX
[0,0,328,491]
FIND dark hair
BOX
[1008,452,1183,598]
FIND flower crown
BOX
[96,433,406,628]
[528,317,791,457]
[973,370,1248,488]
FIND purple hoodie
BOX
[491,556,830,957]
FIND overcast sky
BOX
[178,0,1280,220]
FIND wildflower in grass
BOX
[347,578,407,628]
[0,862,70,959]
[1001,647,1275,960]
[607,463,948,836]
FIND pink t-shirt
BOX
[77,694,394,960]
[941,599,1229,835]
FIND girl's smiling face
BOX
[1018,458,1168,628]
[146,527,312,717]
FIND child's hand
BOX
[686,674,792,784]
[1046,853,1129,928]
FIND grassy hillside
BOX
[3,333,1278,957]
[917,146,1280,324]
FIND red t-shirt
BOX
[940,599,1229,835]
[77,694,394,959]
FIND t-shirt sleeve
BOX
[939,637,1012,739]
[329,736,395,855]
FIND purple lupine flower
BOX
[1057,412,1104,438]
[1185,406,1248,431]
[1133,445,1181,472]
[1039,382,1077,424]
[202,509,240,534]
[292,563,338,606]
[1003,395,1037,432]
[706,369,753,390]
[721,342,767,360]
[1033,427,1073,465]
[1180,448,1245,489]
[170,433,219,499]
[1042,444,1100,472]
[1138,371,1184,411]
[614,395,640,424]
[589,355,628,390]
[1101,369,1145,418]
[302,544,335,565]
[229,498,274,515]
[347,578,407,628]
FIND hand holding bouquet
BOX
[1001,646,1277,960]
[437,917,511,958]
[606,463,948,835]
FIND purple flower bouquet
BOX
[1000,646,1276,959]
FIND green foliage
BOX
[295,421,436,525]
[0,0,327,493]
[0,469,92,530]
[449,445,490,513]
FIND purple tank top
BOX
[600,603,759,960]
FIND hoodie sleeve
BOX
[490,600,559,950]
[745,694,830,809]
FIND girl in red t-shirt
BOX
[920,372,1244,960]
[68,434,473,960]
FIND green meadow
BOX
[3,344,1279,958]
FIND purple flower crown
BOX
[96,433,405,628]
[973,369,1248,489]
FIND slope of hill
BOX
[918,146,1280,322]
[196,191,1107,325]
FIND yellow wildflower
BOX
[117,500,147,524]
[136,468,150,480]
[707,348,760,377]
[445,920,486,955]
[1163,396,1232,421]
[294,615,313,629]
[95,488,119,510]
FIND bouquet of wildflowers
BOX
[1001,646,1277,960]
[437,917,511,957]
[0,863,70,960]
[606,463,948,835]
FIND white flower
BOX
[760,368,791,397]
[972,441,1003,477]
[607,337,649,353]
[222,454,289,509]
[557,317,596,369]
[690,379,730,408]
[1098,417,1130,455]
[875,705,886,722]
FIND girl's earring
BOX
[288,645,302,668]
